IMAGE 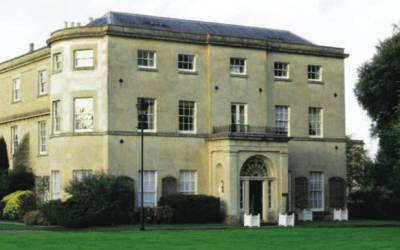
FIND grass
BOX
[83,223,243,231]
[0,227,400,249]
[0,223,47,231]
[296,219,400,227]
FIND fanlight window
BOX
[240,157,268,177]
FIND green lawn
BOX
[296,219,400,227]
[83,223,243,231]
[0,223,47,231]
[0,227,400,249]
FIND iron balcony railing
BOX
[212,124,288,135]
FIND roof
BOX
[87,11,316,46]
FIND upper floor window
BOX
[275,106,289,134]
[54,54,62,71]
[231,103,246,132]
[12,79,20,102]
[11,126,18,155]
[74,50,94,68]
[137,98,156,132]
[179,171,196,195]
[179,101,195,133]
[74,98,93,132]
[309,108,322,137]
[38,71,47,95]
[39,121,47,154]
[230,58,246,74]
[52,171,60,200]
[308,65,321,81]
[53,101,61,134]
[274,62,289,78]
[178,54,195,71]
[138,51,155,68]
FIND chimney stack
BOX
[70,22,74,28]
[89,17,93,23]
[64,21,68,29]
[77,22,81,27]
[29,43,34,53]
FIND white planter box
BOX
[298,209,313,221]
[279,213,295,227]
[244,213,260,228]
[333,208,348,221]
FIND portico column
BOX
[225,151,239,224]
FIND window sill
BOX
[73,66,95,71]
[136,130,156,133]
[179,131,196,134]
[178,70,198,75]
[37,154,48,157]
[230,74,248,78]
[37,93,48,98]
[308,80,324,85]
[274,78,292,82]
[11,100,21,104]
[309,136,323,138]
[52,69,62,74]
[138,67,158,72]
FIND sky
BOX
[1,0,399,159]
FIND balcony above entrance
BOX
[213,125,288,136]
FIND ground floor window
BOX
[268,181,272,209]
[35,176,50,206]
[52,171,60,200]
[310,172,324,210]
[73,170,92,182]
[240,181,244,209]
[329,177,345,208]
[179,171,196,194]
[138,171,156,207]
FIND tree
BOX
[346,139,374,192]
[0,137,9,172]
[354,22,400,184]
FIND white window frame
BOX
[74,50,94,68]
[38,71,47,95]
[138,171,157,207]
[74,98,94,132]
[179,171,196,195]
[309,108,323,138]
[240,180,244,210]
[274,62,289,78]
[275,106,290,135]
[231,103,247,132]
[137,98,156,132]
[179,101,196,133]
[310,172,324,211]
[39,121,47,154]
[178,54,196,71]
[138,51,156,68]
[11,126,18,156]
[230,58,246,74]
[13,78,20,102]
[53,101,61,134]
[52,171,60,200]
[308,65,322,81]
[54,54,62,71]
[268,181,272,209]
[73,170,92,182]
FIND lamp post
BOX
[136,97,148,232]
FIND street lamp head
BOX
[136,98,149,116]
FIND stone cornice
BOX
[206,134,293,142]
[47,25,349,59]
[292,137,347,142]
[49,131,209,139]
[0,109,50,125]
[0,47,50,74]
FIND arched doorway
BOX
[240,156,274,221]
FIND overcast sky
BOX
[1,0,399,159]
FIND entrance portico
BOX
[206,134,291,224]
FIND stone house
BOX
[0,11,349,224]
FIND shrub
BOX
[17,192,38,222]
[0,168,35,200]
[159,194,221,224]
[1,190,34,220]
[142,205,173,224]
[0,200,6,219]
[42,199,62,225]
[0,137,9,172]
[22,209,40,222]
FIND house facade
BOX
[0,12,349,224]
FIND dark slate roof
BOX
[87,11,315,45]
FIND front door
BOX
[249,180,263,220]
